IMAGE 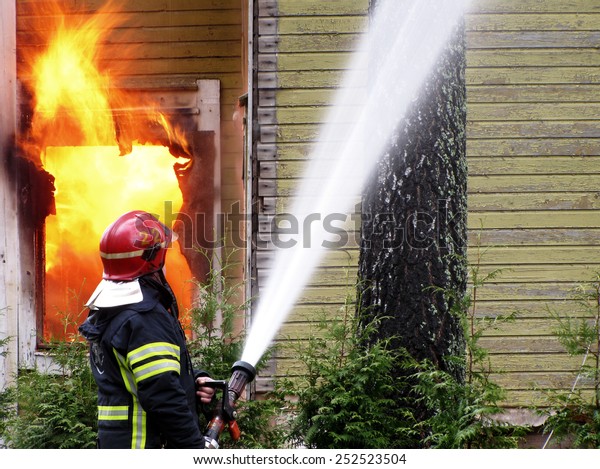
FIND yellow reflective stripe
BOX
[114,349,146,449]
[127,342,180,367]
[133,358,180,383]
[98,406,129,421]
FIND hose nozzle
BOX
[202,360,256,448]
[228,360,256,399]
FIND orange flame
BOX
[30,18,113,145]
[22,2,194,340]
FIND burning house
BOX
[2,0,600,423]
[1,0,249,387]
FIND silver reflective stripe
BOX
[100,249,145,260]
[127,342,181,383]
[98,406,128,421]
[127,342,180,367]
[100,241,167,260]
[114,349,146,449]
[133,358,180,382]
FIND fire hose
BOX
[200,360,257,449]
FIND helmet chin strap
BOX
[141,269,180,318]
[157,268,180,319]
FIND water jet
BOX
[241,0,471,369]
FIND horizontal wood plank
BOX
[266,84,600,107]
[467,121,600,139]
[17,10,242,31]
[265,192,600,214]
[471,247,600,266]
[256,246,600,269]
[17,0,241,14]
[467,13,600,32]
[273,353,589,375]
[468,138,600,157]
[259,33,364,53]
[469,102,600,122]
[269,52,359,72]
[274,300,588,323]
[470,0,600,14]
[466,31,600,49]
[261,121,600,142]
[266,174,600,197]
[261,156,600,178]
[467,84,600,104]
[17,24,243,45]
[273,16,368,35]
[468,48,600,68]
[20,41,242,61]
[469,175,600,194]
[468,156,600,175]
[259,0,369,17]
[95,57,241,77]
[261,139,600,160]
[262,101,600,125]
[469,193,600,211]
[474,228,600,247]
[260,263,600,289]
[467,66,600,85]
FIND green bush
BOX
[0,339,98,449]
[542,274,600,448]
[0,313,14,445]
[277,296,419,449]
[412,258,527,448]
[413,359,525,448]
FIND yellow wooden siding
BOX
[256,0,600,407]
[464,2,600,405]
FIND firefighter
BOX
[79,210,215,449]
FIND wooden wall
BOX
[254,0,369,392]
[466,0,600,406]
[0,0,19,391]
[254,0,600,407]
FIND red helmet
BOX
[99,210,174,281]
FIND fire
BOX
[22,2,195,340]
[30,17,114,146]
[42,145,193,335]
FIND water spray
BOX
[216,1,471,446]
[240,0,472,368]
[201,360,256,449]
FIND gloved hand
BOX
[196,376,216,404]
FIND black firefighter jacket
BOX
[79,282,205,449]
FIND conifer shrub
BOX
[0,337,97,449]
[542,273,600,448]
[277,295,420,449]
